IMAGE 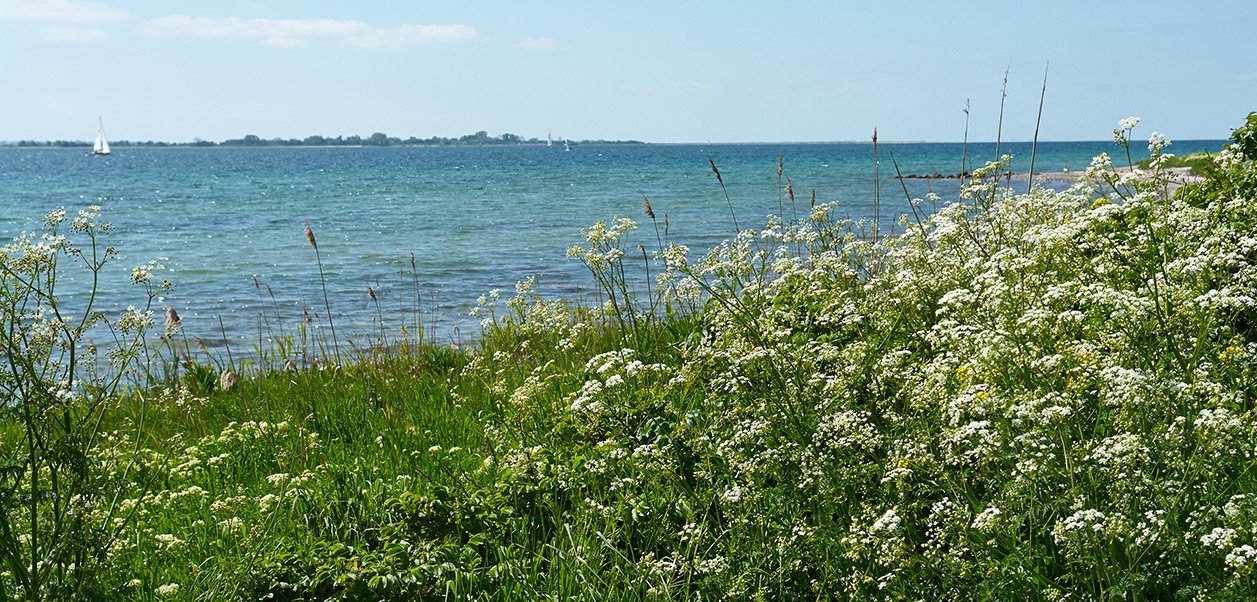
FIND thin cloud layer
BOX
[139,15,477,48]
[40,25,108,42]
[0,0,127,23]
[517,37,557,50]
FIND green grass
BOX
[1137,150,1215,174]
[5,114,1257,600]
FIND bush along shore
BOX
[3,112,1257,600]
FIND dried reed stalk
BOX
[873,128,880,239]
[890,150,929,242]
[305,223,340,364]
[1028,63,1049,193]
[643,194,663,253]
[777,153,785,219]
[708,156,739,233]
[995,67,1010,183]
[961,98,971,200]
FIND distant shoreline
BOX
[0,140,647,149]
[1,138,1227,148]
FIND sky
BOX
[1,0,1254,143]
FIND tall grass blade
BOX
[708,156,739,233]
[1028,63,1049,193]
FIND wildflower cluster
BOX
[474,115,1257,599]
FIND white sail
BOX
[92,117,110,155]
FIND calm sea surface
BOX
[0,140,1223,352]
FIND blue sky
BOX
[2,0,1253,143]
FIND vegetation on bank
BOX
[1136,151,1214,174]
[3,113,1257,600]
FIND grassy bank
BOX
[4,114,1257,600]
[1136,151,1215,174]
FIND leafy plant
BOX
[0,207,166,600]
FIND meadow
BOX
[2,112,1256,600]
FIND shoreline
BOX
[898,166,1205,192]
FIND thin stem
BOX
[873,128,880,239]
[708,156,738,233]
[961,98,971,199]
[313,245,340,364]
[995,66,1009,172]
[889,151,930,246]
[218,315,235,371]
[1028,63,1049,193]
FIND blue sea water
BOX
[0,140,1224,355]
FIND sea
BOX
[0,140,1225,358]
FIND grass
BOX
[4,112,1257,600]
[1136,150,1215,174]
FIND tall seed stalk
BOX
[776,153,785,221]
[410,253,423,346]
[961,98,971,202]
[995,67,1010,185]
[1028,63,1049,193]
[708,156,739,233]
[873,128,880,239]
[643,194,663,254]
[305,224,340,365]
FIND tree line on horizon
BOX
[7,130,641,148]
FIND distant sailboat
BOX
[564,138,571,152]
[87,116,110,156]
[547,132,553,147]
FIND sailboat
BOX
[547,132,553,147]
[563,138,571,152]
[87,116,110,156]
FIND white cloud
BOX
[39,25,107,42]
[139,15,477,48]
[0,0,127,23]
[517,37,557,50]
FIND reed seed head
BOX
[708,157,724,186]
[164,305,181,333]
[786,177,794,203]
[303,307,313,324]
[220,370,239,391]
[304,224,318,249]
[777,154,784,178]
[367,285,378,301]
[642,194,656,219]
[810,188,816,208]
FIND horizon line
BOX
[0,137,1231,146]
